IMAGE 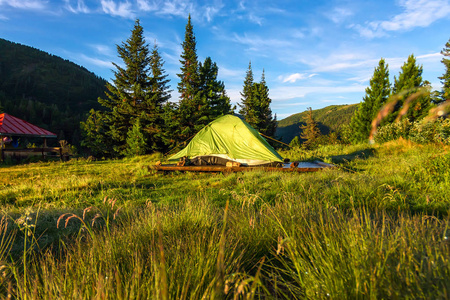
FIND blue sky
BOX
[0,0,449,119]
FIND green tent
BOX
[169,115,283,166]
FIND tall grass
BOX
[0,141,449,298]
[2,195,449,299]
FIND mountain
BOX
[0,38,107,146]
[276,104,358,143]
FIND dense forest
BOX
[0,38,107,145]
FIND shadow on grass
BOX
[328,148,377,172]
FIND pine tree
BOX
[389,54,431,122]
[125,117,147,157]
[289,136,300,148]
[81,19,165,156]
[439,38,450,101]
[198,57,232,120]
[350,58,391,142]
[140,44,171,151]
[300,107,321,149]
[80,109,114,157]
[239,61,254,119]
[257,70,277,137]
[176,14,204,142]
[239,68,276,137]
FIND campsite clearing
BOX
[1,141,449,299]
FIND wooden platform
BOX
[152,161,334,173]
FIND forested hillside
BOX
[0,38,107,145]
[276,104,358,143]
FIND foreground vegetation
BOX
[1,140,449,299]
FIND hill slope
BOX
[276,104,358,143]
[0,38,107,145]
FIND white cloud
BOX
[100,0,134,18]
[417,52,442,61]
[248,12,263,25]
[353,0,450,38]
[136,0,158,12]
[327,7,353,24]
[1,0,47,10]
[64,0,89,13]
[280,73,317,83]
[0,14,8,20]
[232,33,292,52]
[78,54,114,69]
[157,0,193,17]
[152,0,224,22]
[89,44,115,57]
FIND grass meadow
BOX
[1,139,449,299]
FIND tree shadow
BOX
[329,148,377,167]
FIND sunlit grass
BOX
[1,141,449,298]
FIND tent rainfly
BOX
[169,114,283,166]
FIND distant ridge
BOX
[0,38,108,145]
[276,104,358,143]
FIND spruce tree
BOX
[141,44,171,151]
[239,68,276,137]
[198,57,232,120]
[439,38,450,101]
[257,70,277,137]
[81,19,167,156]
[239,61,254,119]
[125,116,147,157]
[389,54,431,122]
[176,14,204,142]
[300,107,321,149]
[349,58,391,142]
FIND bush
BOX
[374,119,412,143]
[374,118,450,145]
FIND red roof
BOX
[0,113,57,138]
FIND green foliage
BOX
[350,58,391,142]
[198,57,232,120]
[125,117,147,157]
[174,17,232,144]
[81,20,170,157]
[300,107,321,149]
[239,61,254,118]
[374,118,450,145]
[389,54,432,122]
[239,67,277,137]
[439,38,450,101]
[289,136,300,148]
[177,14,200,104]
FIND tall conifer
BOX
[176,15,204,141]
[349,58,390,142]
[198,57,232,120]
[239,68,276,137]
[82,19,169,156]
[389,54,431,122]
[439,38,450,101]
[300,107,320,149]
[239,61,254,119]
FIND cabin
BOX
[0,113,63,161]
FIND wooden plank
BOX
[151,164,327,173]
